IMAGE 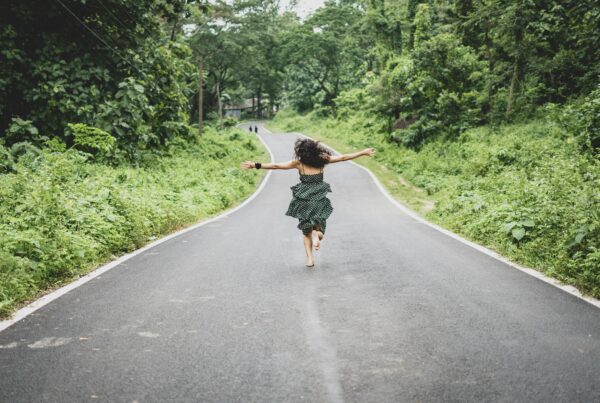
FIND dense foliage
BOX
[0,1,275,316]
[277,0,600,148]
[270,109,600,297]
[1,0,599,308]
[1,0,197,162]
[187,0,294,121]
[267,0,599,296]
[281,1,373,115]
[0,127,266,317]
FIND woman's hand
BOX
[362,148,376,157]
[240,161,255,169]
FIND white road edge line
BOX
[276,126,600,310]
[0,127,275,333]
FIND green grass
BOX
[267,110,600,299]
[0,126,267,317]
[268,113,435,215]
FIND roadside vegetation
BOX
[0,127,266,317]
[270,101,599,298]
[0,1,275,317]
[264,0,599,298]
[2,0,599,313]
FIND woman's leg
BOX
[303,233,314,267]
[316,224,324,240]
[312,224,324,250]
[311,229,321,251]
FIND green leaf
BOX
[503,221,517,233]
[512,227,526,241]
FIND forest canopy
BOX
[2,0,599,154]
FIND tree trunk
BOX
[170,18,179,42]
[198,58,203,137]
[506,61,519,117]
[506,5,525,118]
[506,49,524,119]
[216,80,223,128]
[479,0,494,123]
[257,88,262,119]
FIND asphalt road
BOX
[1,124,599,403]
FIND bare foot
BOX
[306,258,314,267]
[311,230,321,251]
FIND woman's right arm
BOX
[327,148,375,163]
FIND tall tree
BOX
[189,6,241,124]
[282,0,371,116]
[231,0,286,118]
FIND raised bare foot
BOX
[306,258,314,267]
[311,230,321,251]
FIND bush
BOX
[4,118,42,145]
[555,85,600,152]
[222,117,239,127]
[68,123,116,157]
[271,110,600,298]
[0,127,267,317]
[94,77,153,161]
[367,34,487,148]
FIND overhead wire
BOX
[53,0,145,78]
[95,0,132,32]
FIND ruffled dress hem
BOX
[285,172,333,235]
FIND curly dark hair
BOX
[294,138,332,168]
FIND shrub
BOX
[270,110,600,298]
[222,117,239,127]
[0,127,267,317]
[68,123,116,156]
[367,34,487,148]
[4,118,42,145]
[555,85,600,152]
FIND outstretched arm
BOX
[240,159,299,170]
[326,148,375,163]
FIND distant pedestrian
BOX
[254,126,258,133]
[248,126,252,132]
[241,138,375,267]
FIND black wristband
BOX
[255,162,262,169]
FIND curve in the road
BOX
[282,127,600,311]
[1,123,599,403]
[0,129,276,333]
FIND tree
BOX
[282,0,371,116]
[189,9,242,125]
[231,0,288,119]
[365,0,403,69]
[0,0,195,158]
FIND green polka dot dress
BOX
[285,166,333,235]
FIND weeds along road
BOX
[1,124,599,403]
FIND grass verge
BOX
[267,111,600,299]
[0,126,267,318]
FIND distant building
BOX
[224,99,254,118]
[223,97,277,118]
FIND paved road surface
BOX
[1,124,599,402]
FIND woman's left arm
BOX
[240,160,299,170]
